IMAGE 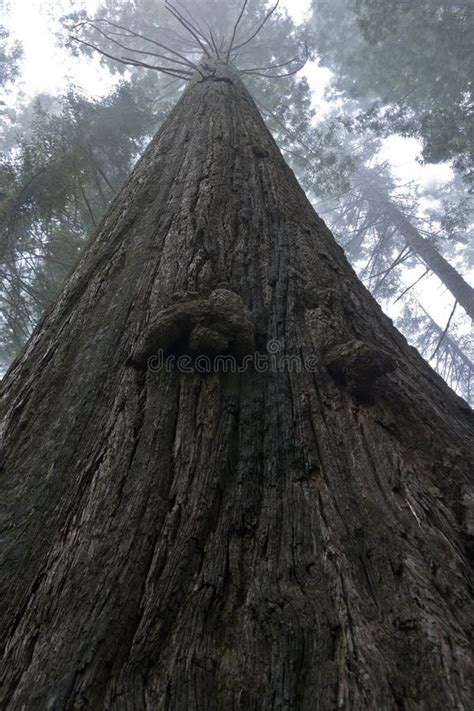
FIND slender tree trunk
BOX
[371,187,474,321]
[417,300,474,372]
[0,61,473,710]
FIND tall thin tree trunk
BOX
[1,61,473,710]
[371,186,474,321]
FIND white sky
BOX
[278,0,311,24]
[2,0,115,99]
[377,135,454,191]
[1,0,470,333]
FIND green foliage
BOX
[0,22,22,149]
[311,0,474,183]
[0,23,21,87]
[0,84,158,370]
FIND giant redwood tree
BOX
[0,4,473,708]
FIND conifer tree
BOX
[1,5,472,708]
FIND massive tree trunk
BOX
[0,60,473,710]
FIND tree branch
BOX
[73,18,199,71]
[165,0,212,58]
[85,22,196,71]
[393,267,430,303]
[69,36,192,80]
[431,300,458,359]
[231,1,280,53]
[226,0,249,62]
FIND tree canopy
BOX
[311,0,474,183]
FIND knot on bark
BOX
[193,58,236,85]
[128,289,256,369]
[252,145,268,159]
[303,286,341,311]
[326,340,398,403]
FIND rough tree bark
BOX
[0,60,473,710]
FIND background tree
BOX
[310,0,474,183]
[0,86,156,364]
[0,18,22,148]
[0,22,20,86]
[398,293,473,405]
[321,159,474,402]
